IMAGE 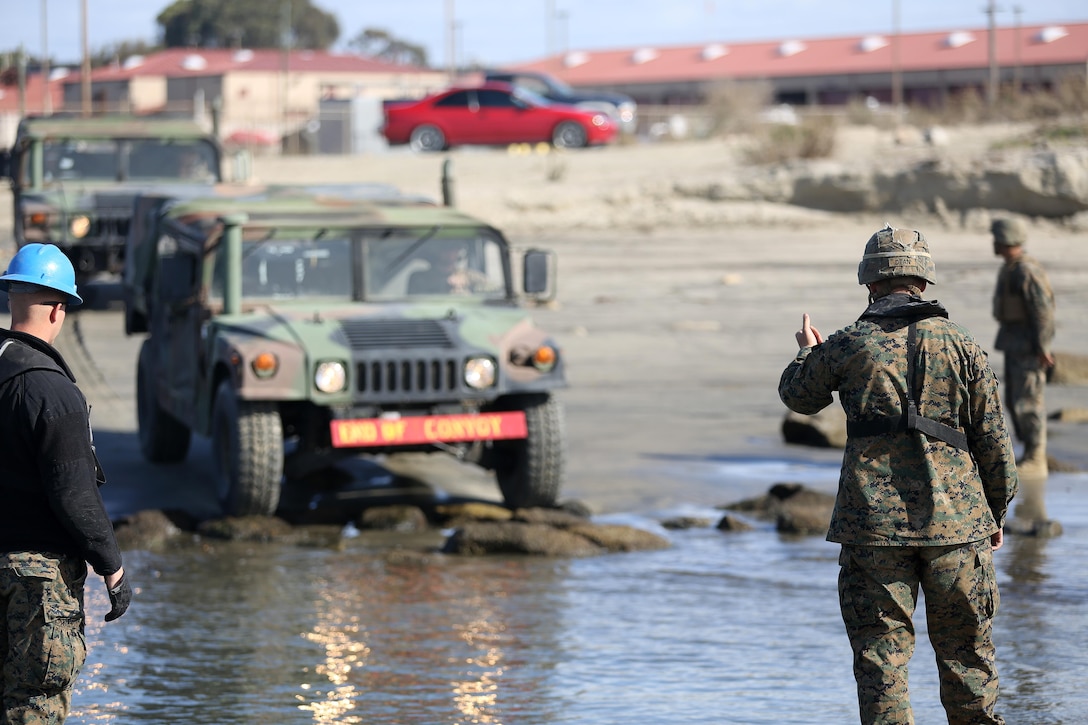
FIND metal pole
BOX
[891,0,903,112]
[1013,5,1022,93]
[446,0,455,80]
[42,0,51,115]
[17,44,27,117]
[985,0,1000,108]
[81,0,90,117]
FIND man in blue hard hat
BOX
[0,244,130,723]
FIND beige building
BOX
[58,48,448,151]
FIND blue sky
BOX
[3,0,1085,67]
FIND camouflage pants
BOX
[1,552,87,725]
[1003,351,1047,449]
[838,541,1003,725]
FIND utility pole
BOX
[81,0,90,117]
[41,0,51,115]
[891,0,903,114]
[985,0,1001,108]
[445,0,455,80]
[546,0,555,56]
[281,0,291,154]
[1013,5,1023,94]
[17,44,27,117]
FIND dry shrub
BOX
[744,115,838,164]
[705,79,774,135]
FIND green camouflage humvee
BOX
[0,115,232,278]
[123,184,566,516]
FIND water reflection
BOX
[66,468,1088,724]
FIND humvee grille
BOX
[338,319,453,349]
[357,357,460,394]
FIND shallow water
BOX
[71,462,1088,725]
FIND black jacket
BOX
[0,329,122,576]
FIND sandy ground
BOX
[2,132,1087,516]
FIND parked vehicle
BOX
[0,115,242,279]
[382,81,616,152]
[484,69,637,135]
[123,183,567,516]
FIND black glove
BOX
[105,572,132,622]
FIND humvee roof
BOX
[17,115,214,140]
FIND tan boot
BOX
[1016,443,1049,479]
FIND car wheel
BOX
[552,121,588,149]
[491,393,565,509]
[409,125,446,152]
[136,339,191,462]
[211,380,284,516]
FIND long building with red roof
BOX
[511,21,1088,107]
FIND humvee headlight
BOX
[251,352,279,378]
[464,357,496,389]
[69,215,91,239]
[28,212,49,228]
[315,360,347,393]
[532,345,557,371]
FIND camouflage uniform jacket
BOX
[993,252,1055,357]
[779,293,1017,546]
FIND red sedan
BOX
[382,82,617,152]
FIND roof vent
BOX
[701,43,728,61]
[180,54,207,71]
[944,31,975,48]
[121,55,145,69]
[1036,25,1068,43]
[564,51,589,68]
[49,67,71,80]
[778,40,806,57]
[631,47,658,64]
[232,49,254,63]
[859,35,888,53]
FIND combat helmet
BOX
[857,224,936,286]
[991,217,1027,246]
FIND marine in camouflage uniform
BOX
[991,218,1055,477]
[778,226,1018,725]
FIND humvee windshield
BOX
[38,138,219,184]
[209,228,508,302]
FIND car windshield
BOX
[40,138,218,184]
[211,236,355,301]
[363,229,508,301]
[208,228,509,303]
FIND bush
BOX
[744,115,837,164]
[705,79,774,135]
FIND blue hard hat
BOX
[0,244,83,305]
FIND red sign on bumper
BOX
[330,412,528,448]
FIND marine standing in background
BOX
[779,226,1018,724]
[0,244,131,724]
[991,217,1056,478]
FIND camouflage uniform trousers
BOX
[1003,351,1047,450]
[1,552,87,725]
[838,541,1003,725]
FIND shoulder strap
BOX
[846,322,969,451]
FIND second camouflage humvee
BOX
[123,184,566,516]
[0,115,236,278]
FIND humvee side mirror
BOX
[523,248,555,299]
[0,150,10,181]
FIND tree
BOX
[157,0,339,50]
[347,28,428,67]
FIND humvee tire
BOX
[136,339,191,462]
[493,393,565,508]
[212,380,284,516]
